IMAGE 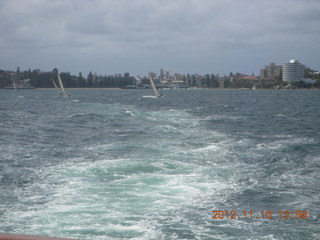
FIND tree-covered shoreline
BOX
[1,67,319,89]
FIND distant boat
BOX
[53,68,70,97]
[148,74,162,98]
[4,82,35,89]
[4,74,34,89]
[252,84,256,90]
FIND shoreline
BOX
[2,87,318,90]
[33,87,319,90]
[35,88,122,90]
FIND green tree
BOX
[87,72,94,87]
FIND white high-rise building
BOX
[282,59,305,82]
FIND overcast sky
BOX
[1,0,319,76]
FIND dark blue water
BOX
[0,89,319,239]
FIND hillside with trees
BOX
[1,67,319,89]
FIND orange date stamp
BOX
[212,210,308,220]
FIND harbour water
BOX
[0,89,319,239]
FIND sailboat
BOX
[53,68,70,97]
[52,77,62,95]
[148,74,162,98]
[252,84,256,90]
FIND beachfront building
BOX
[160,68,170,84]
[282,59,305,82]
[260,63,282,80]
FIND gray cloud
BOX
[1,0,319,76]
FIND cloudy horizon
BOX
[1,0,319,77]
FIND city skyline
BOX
[1,0,320,77]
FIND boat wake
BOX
[141,95,160,99]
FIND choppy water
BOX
[0,89,319,240]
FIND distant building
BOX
[282,60,305,82]
[241,76,259,81]
[217,76,225,88]
[173,73,187,85]
[148,72,157,80]
[260,63,282,80]
[160,68,170,84]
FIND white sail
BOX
[52,77,63,95]
[52,78,59,90]
[149,74,161,97]
[252,84,256,90]
[55,69,69,97]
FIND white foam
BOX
[141,95,158,98]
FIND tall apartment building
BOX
[282,60,305,82]
[160,69,170,80]
[160,68,170,84]
[260,63,282,79]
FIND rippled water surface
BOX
[0,89,319,239]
